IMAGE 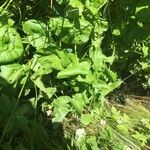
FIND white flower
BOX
[100,119,106,126]
[46,110,52,116]
[75,128,86,140]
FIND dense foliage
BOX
[0,0,149,149]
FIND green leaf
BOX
[57,61,91,79]
[111,106,121,121]
[0,64,24,84]
[93,80,110,95]
[56,50,72,67]
[105,68,118,82]
[109,80,122,91]
[69,0,84,15]
[32,54,63,77]
[85,0,107,15]
[33,77,56,99]
[81,114,93,125]
[77,71,95,84]
[0,25,24,64]
[49,17,73,35]
[71,93,89,113]
[23,20,46,35]
[49,17,92,45]
[61,17,92,44]
[142,45,149,58]
[52,96,71,122]
[38,54,63,70]
[25,34,48,49]
[23,20,49,49]
[117,124,129,134]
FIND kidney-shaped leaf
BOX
[23,19,46,35]
[0,64,24,84]
[0,25,24,64]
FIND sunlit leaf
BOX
[23,20,46,35]
[33,77,56,99]
[52,96,71,122]
[57,61,91,79]
[0,64,24,83]
[0,25,24,64]
[71,93,88,113]
[81,114,93,125]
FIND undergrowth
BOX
[0,0,150,150]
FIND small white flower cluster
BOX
[75,128,86,141]
[100,119,106,126]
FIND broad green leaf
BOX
[77,71,95,84]
[90,39,115,71]
[49,17,73,35]
[117,124,129,134]
[0,64,24,83]
[57,61,91,79]
[105,68,118,81]
[93,80,110,95]
[71,93,88,113]
[81,114,93,125]
[49,17,92,45]
[32,54,63,77]
[25,34,48,49]
[56,50,72,67]
[89,45,104,70]
[85,0,107,15]
[38,54,63,70]
[23,20,49,49]
[109,80,122,91]
[52,96,71,122]
[111,106,121,121]
[23,20,46,35]
[33,77,56,99]
[68,53,78,65]
[71,27,91,45]
[61,17,92,44]
[69,0,84,15]
[0,25,24,64]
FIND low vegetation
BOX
[0,0,149,149]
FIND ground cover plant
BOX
[0,0,150,149]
